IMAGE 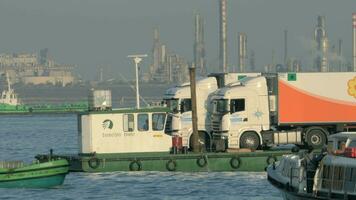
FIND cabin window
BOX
[123,114,135,132]
[138,114,149,131]
[180,99,192,113]
[230,99,245,113]
[152,113,165,131]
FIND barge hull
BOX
[41,151,290,172]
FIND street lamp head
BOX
[127,54,148,64]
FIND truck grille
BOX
[165,115,172,133]
[212,120,221,132]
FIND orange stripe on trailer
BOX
[278,80,356,124]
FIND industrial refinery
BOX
[0,49,76,86]
[143,0,356,83]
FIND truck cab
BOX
[163,73,263,151]
[211,76,271,150]
[164,77,218,150]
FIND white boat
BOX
[0,73,20,106]
[267,132,356,200]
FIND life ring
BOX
[166,159,177,171]
[129,160,142,171]
[230,156,241,169]
[88,157,100,169]
[196,156,208,168]
[266,155,277,165]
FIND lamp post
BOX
[127,54,147,109]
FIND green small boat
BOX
[0,159,69,188]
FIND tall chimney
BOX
[338,39,343,71]
[219,0,228,72]
[194,13,206,76]
[353,13,356,71]
[249,50,255,72]
[314,16,328,72]
[284,30,288,65]
[238,32,247,72]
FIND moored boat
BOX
[0,158,69,188]
[0,72,88,114]
[267,132,356,200]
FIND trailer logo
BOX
[102,119,113,129]
[347,77,356,99]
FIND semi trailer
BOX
[210,72,356,150]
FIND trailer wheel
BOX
[305,128,327,149]
[240,131,260,150]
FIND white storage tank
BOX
[89,89,112,111]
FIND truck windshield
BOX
[214,99,229,114]
[165,99,179,113]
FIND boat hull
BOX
[38,151,290,172]
[0,159,69,188]
[0,174,67,188]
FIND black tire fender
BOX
[266,155,277,165]
[88,157,100,169]
[196,155,208,168]
[129,160,142,171]
[166,159,177,171]
[230,156,241,169]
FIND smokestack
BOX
[249,50,255,72]
[314,16,329,72]
[219,0,228,72]
[338,39,343,71]
[238,32,247,72]
[152,28,161,73]
[194,13,206,76]
[353,13,356,71]
[284,30,288,65]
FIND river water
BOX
[0,114,282,200]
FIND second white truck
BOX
[163,73,260,151]
[210,72,356,150]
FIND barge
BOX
[37,106,291,172]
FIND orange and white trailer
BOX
[210,72,356,150]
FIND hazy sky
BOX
[0,0,355,80]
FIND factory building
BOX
[0,49,76,86]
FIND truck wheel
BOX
[240,131,260,150]
[189,132,211,152]
[305,128,327,149]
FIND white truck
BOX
[210,72,356,150]
[163,73,260,150]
